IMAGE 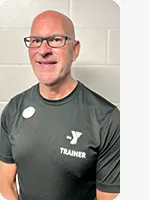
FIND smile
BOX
[37,61,57,68]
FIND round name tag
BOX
[22,106,36,119]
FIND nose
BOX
[38,40,53,57]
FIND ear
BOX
[72,41,81,62]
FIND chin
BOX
[37,71,69,87]
[39,77,61,86]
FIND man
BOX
[0,10,120,200]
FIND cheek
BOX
[57,45,73,58]
[60,48,73,64]
[28,50,36,61]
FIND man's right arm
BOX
[0,161,18,200]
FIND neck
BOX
[39,76,78,100]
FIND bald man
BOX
[0,10,120,200]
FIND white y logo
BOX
[66,131,82,145]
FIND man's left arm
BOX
[96,107,120,200]
[96,190,119,200]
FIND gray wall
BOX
[0,0,120,113]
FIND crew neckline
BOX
[35,81,82,105]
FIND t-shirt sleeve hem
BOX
[96,182,120,193]
[0,154,15,164]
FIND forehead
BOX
[30,17,68,37]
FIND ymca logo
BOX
[66,131,82,145]
[60,131,86,158]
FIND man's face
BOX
[28,17,79,86]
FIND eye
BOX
[48,36,63,43]
[54,37,62,42]
[31,38,41,43]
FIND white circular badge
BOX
[22,106,36,119]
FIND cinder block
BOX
[0,28,30,64]
[0,27,107,65]
[0,0,69,27]
[0,65,120,108]
[0,66,37,101]
[72,65,120,103]
[70,0,120,27]
[74,28,107,64]
[107,29,120,64]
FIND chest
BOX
[9,105,100,177]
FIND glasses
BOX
[24,35,73,48]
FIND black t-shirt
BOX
[0,81,120,200]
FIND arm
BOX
[0,102,19,199]
[96,189,119,200]
[0,161,18,200]
[96,108,120,199]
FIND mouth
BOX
[37,61,57,68]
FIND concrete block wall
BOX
[0,0,120,114]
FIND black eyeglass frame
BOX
[23,35,74,48]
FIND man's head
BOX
[25,10,80,86]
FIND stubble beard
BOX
[43,68,71,87]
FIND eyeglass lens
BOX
[25,36,66,47]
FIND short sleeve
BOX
[96,107,120,193]
[0,104,15,163]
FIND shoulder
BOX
[79,82,119,119]
[1,84,38,120]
